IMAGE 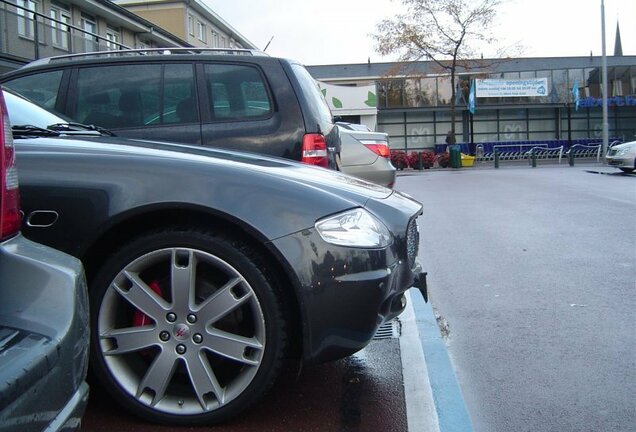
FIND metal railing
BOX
[565,140,621,166]
[527,146,564,167]
[1,0,130,63]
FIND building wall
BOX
[0,0,189,72]
[123,5,187,39]
[114,0,255,50]
[308,58,636,151]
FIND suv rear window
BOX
[290,63,333,125]
[204,64,272,121]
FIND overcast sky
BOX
[205,0,635,66]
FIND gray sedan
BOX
[338,123,396,188]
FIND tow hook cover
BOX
[414,272,428,302]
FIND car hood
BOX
[15,135,424,251]
[15,135,415,241]
[55,136,393,198]
[610,141,636,151]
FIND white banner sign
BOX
[476,78,549,98]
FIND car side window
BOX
[3,70,63,112]
[204,64,272,121]
[77,64,161,129]
[159,64,198,125]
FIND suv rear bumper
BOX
[0,235,89,432]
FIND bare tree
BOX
[374,0,504,144]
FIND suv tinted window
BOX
[77,64,161,129]
[3,70,63,112]
[204,64,271,121]
[75,63,199,129]
[158,64,198,125]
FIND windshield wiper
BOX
[47,122,115,136]
[12,124,60,137]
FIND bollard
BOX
[531,151,537,168]
[494,149,499,169]
[568,150,574,166]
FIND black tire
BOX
[89,228,288,425]
[619,167,634,173]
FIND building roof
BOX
[307,56,636,81]
[614,23,623,56]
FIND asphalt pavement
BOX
[396,161,636,432]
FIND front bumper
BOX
[271,228,422,364]
[606,155,635,169]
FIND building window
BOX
[137,39,150,50]
[106,26,121,51]
[187,15,194,36]
[210,31,217,47]
[49,3,70,49]
[197,21,206,43]
[17,0,38,39]
[81,14,98,52]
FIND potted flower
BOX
[407,151,420,169]
[436,152,450,168]
[420,151,436,169]
[390,150,409,170]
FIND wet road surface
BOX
[81,339,407,432]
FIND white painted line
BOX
[401,289,441,432]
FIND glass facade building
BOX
[308,56,636,152]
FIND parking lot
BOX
[398,163,636,432]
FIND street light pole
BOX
[601,0,609,157]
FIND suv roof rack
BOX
[24,48,269,69]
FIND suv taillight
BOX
[301,133,328,168]
[0,89,20,241]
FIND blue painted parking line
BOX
[410,291,474,432]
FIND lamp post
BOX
[601,0,609,157]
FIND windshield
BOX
[2,89,70,128]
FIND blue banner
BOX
[468,79,475,114]
[572,79,580,111]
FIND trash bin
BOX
[449,144,462,168]
[461,153,475,167]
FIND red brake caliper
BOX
[133,280,162,326]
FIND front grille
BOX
[406,217,419,268]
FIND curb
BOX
[405,289,474,432]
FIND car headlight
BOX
[618,148,631,156]
[315,208,392,248]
